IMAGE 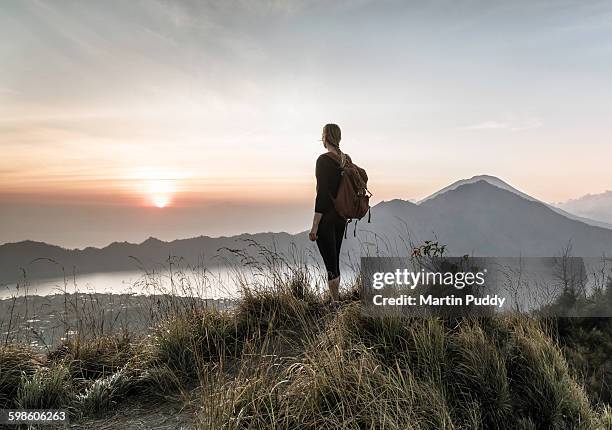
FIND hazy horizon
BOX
[1,174,609,250]
[2,1,612,248]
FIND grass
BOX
[17,364,73,409]
[0,264,610,429]
[0,344,42,408]
[199,303,606,429]
[48,334,133,380]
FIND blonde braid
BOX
[323,123,346,167]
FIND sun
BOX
[152,194,170,208]
[147,179,174,208]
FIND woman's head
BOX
[322,123,341,150]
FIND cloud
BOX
[461,118,543,132]
[462,121,510,130]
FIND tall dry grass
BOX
[0,242,609,428]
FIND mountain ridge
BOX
[416,175,612,230]
[3,177,612,283]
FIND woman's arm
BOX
[309,212,322,241]
[310,156,331,241]
[314,156,333,215]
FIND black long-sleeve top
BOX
[314,153,342,214]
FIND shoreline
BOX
[0,292,237,350]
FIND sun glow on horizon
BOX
[147,179,174,208]
[152,194,170,208]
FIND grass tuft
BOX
[0,344,42,408]
[17,364,74,409]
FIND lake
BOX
[0,264,339,300]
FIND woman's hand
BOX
[309,228,318,241]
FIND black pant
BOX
[316,211,346,281]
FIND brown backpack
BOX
[325,152,372,235]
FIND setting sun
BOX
[148,179,174,208]
[152,194,170,208]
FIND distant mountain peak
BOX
[418,175,534,204]
[142,236,163,244]
[418,175,612,230]
[375,198,418,209]
[555,190,612,226]
[557,190,612,206]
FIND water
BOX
[0,265,335,300]
[1,271,148,299]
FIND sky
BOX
[1,0,612,248]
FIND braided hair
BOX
[322,123,346,167]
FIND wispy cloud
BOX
[461,118,543,132]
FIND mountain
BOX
[362,180,612,257]
[0,233,305,285]
[556,191,612,225]
[419,175,612,230]
[2,177,612,284]
[418,175,536,204]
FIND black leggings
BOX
[316,211,347,281]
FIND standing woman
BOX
[309,123,347,302]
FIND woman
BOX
[309,123,347,302]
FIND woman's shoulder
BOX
[316,153,332,166]
[317,152,341,165]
